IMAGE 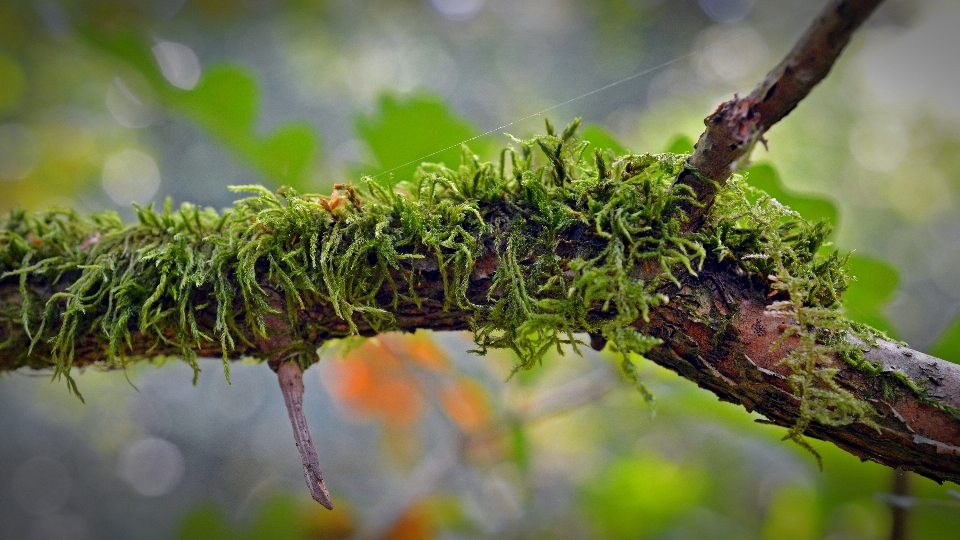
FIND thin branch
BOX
[5,251,958,484]
[4,191,960,487]
[675,0,885,231]
[274,360,334,510]
[888,469,911,540]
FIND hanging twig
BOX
[888,469,911,540]
[274,360,334,510]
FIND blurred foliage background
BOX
[2,0,960,538]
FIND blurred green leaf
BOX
[170,67,318,190]
[663,134,695,154]
[78,27,167,87]
[177,495,323,540]
[760,484,821,540]
[584,452,705,540]
[929,314,960,364]
[508,421,530,471]
[250,122,318,187]
[743,162,838,226]
[246,496,305,540]
[354,93,490,183]
[80,30,320,191]
[0,52,26,114]
[581,124,628,156]
[178,503,236,540]
[174,65,258,138]
[178,498,303,540]
[842,255,900,337]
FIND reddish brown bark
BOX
[640,264,960,485]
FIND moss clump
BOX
[0,119,887,449]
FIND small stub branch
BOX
[675,0,885,231]
[274,361,334,510]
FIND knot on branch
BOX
[707,95,762,152]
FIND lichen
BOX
[0,119,914,450]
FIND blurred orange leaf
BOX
[383,503,435,540]
[401,333,450,372]
[323,333,492,439]
[440,379,492,434]
[324,338,423,427]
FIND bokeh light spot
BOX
[862,6,960,117]
[106,76,156,128]
[429,0,485,21]
[117,437,185,497]
[849,117,908,172]
[0,123,40,181]
[101,149,161,205]
[697,0,757,24]
[883,165,952,221]
[209,365,267,422]
[695,24,766,84]
[152,40,201,90]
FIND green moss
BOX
[704,179,886,464]
[0,119,931,449]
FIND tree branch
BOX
[3,215,959,485]
[675,0,885,231]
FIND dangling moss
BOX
[703,179,881,464]
[0,119,915,450]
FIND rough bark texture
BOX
[676,0,886,231]
[644,262,960,485]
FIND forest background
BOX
[1,0,960,538]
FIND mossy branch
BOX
[4,0,958,494]
[2,136,959,486]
